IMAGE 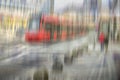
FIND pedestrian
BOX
[104,35,109,53]
[99,32,105,52]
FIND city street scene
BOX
[0,0,120,80]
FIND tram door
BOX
[45,23,53,41]
[53,24,60,41]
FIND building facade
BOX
[41,0,54,15]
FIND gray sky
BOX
[54,0,110,13]
[54,0,84,12]
[102,0,109,8]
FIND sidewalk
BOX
[0,29,25,45]
[0,44,26,61]
[0,35,26,61]
[111,42,120,52]
[110,42,120,80]
[0,31,94,64]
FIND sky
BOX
[54,0,84,12]
[54,0,112,13]
[101,0,109,8]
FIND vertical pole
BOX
[50,0,54,15]
[93,0,98,50]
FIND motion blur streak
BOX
[0,0,120,80]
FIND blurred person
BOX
[99,32,105,52]
[104,35,109,53]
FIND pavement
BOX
[0,29,26,61]
[0,31,91,80]
[0,31,119,80]
[0,31,92,62]
[0,29,25,44]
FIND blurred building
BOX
[59,3,83,26]
[0,0,53,40]
[113,0,120,42]
[81,0,101,29]
[50,0,54,14]
[0,0,53,30]
[41,0,54,15]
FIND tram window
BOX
[45,23,52,31]
[62,25,67,30]
[53,24,60,39]
[76,27,79,34]
[53,24,57,31]
[28,18,40,31]
[54,24,60,31]
[58,25,61,32]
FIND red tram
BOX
[25,14,85,43]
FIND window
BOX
[45,23,52,31]
[28,18,40,32]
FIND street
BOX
[0,0,120,80]
[0,32,118,80]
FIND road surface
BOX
[0,32,118,80]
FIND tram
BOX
[25,14,85,42]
